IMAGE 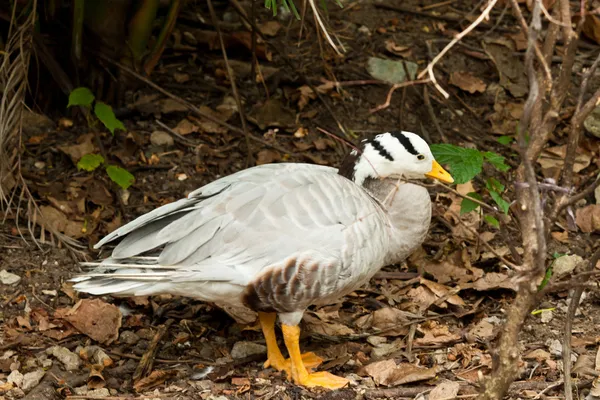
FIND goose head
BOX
[340,131,454,186]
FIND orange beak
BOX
[425,160,454,184]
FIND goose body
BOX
[73,131,453,389]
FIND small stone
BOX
[554,254,584,277]
[119,330,140,345]
[584,106,600,139]
[230,341,266,359]
[150,130,174,147]
[0,270,21,285]
[358,26,371,35]
[7,370,24,387]
[21,368,45,392]
[46,346,81,371]
[540,310,553,323]
[34,161,46,169]
[546,339,563,357]
[366,336,387,346]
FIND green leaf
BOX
[77,153,104,172]
[430,144,484,184]
[460,192,483,215]
[68,87,94,108]
[94,102,125,135]
[486,177,505,193]
[489,189,510,214]
[537,266,553,291]
[497,136,514,145]
[484,215,499,228]
[106,165,135,190]
[483,151,510,172]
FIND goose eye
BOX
[417,154,425,160]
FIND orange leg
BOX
[258,312,322,378]
[281,323,349,389]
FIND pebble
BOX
[22,368,45,392]
[546,339,563,357]
[7,370,24,387]
[46,346,81,371]
[150,130,174,147]
[230,341,266,359]
[0,270,21,285]
[540,310,553,323]
[584,105,600,139]
[119,330,141,345]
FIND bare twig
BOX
[563,248,600,400]
[416,0,499,98]
[369,79,431,113]
[206,0,253,165]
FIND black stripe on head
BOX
[369,138,394,161]
[390,131,419,155]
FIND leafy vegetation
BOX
[431,143,512,225]
[69,87,133,190]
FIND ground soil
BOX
[1,0,600,399]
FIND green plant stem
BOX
[144,0,181,76]
[71,0,85,63]
[128,0,160,70]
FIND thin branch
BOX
[416,0,498,98]
[206,0,253,165]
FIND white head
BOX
[343,131,453,186]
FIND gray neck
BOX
[363,178,432,265]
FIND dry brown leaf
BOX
[524,348,551,361]
[56,299,122,345]
[303,314,355,336]
[576,205,600,233]
[371,307,409,336]
[173,72,190,83]
[384,40,412,58]
[407,285,437,311]
[37,206,85,239]
[449,71,487,93]
[259,20,282,36]
[160,98,188,114]
[468,319,496,341]
[583,14,600,44]
[364,359,438,386]
[133,369,178,392]
[538,145,592,180]
[419,278,465,306]
[551,230,569,243]
[58,133,96,163]
[256,149,281,165]
[473,272,516,291]
[429,380,460,400]
[173,119,199,136]
[410,248,484,285]
[297,85,317,111]
[415,321,461,346]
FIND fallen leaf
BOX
[576,205,600,233]
[259,20,281,36]
[37,206,85,239]
[160,98,189,114]
[297,85,317,111]
[371,307,410,336]
[173,72,190,83]
[256,149,281,165]
[56,299,122,344]
[364,359,438,386]
[247,98,297,130]
[384,40,412,58]
[133,369,178,392]
[583,14,600,44]
[449,71,487,94]
[483,40,528,98]
[189,106,229,134]
[473,272,516,291]
[303,314,355,336]
[538,145,592,179]
[429,380,460,400]
[58,133,96,163]
[415,321,461,346]
[173,119,199,136]
[420,278,465,306]
[468,319,496,341]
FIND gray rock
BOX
[554,254,584,277]
[21,368,45,392]
[119,330,140,345]
[150,130,174,147]
[0,270,21,285]
[230,341,266,359]
[46,346,81,371]
[7,370,24,387]
[584,106,600,139]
